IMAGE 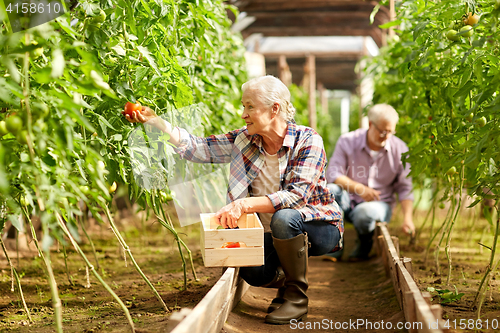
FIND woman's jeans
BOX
[327,183,392,235]
[239,209,341,287]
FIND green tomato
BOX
[446,29,459,41]
[33,102,49,118]
[465,112,474,122]
[92,9,106,24]
[446,166,457,176]
[6,116,23,135]
[19,195,28,207]
[460,25,473,38]
[16,130,28,145]
[160,191,173,202]
[0,121,8,136]
[439,203,445,209]
[476,116,487,127]
[32,47,44,59]
[79,185,89,194]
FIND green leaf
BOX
[139,0,154,17]
[137,46,160,76]
[3,56,20,83]
[379,20,402,29]
[135,67,149,84]
[8,214,23,232]
[453,81,474,98]
[51,49,65,78]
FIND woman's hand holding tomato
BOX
[121,101,181,146]
[122,101,157,124]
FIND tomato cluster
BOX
[445,12,479,41]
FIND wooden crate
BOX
[200,213,264,267]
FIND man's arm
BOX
[335,175,381,202]
[400,199,415,234]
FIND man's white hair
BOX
[368,103,399,124]
[242,75,296,122]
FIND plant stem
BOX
[0,237,33,323]
[445,180,464,286]
[43,251,63,333]
[78,215,100,270]
[435,193,455,276]
[418,186,438,241]
[55,213,135,332]
[102,205,169,313]
[155,193,198,284]
[22,208,62,332]
[473,205,499,314]
[165,211,198,281]
[62,242,74,286]
[426,193,452,266]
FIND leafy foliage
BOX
[0,0,247,236]
[366,0,500,203]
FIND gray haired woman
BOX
[123,75,343,324]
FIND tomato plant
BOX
[366,0,500,318]
[0,0,248,330]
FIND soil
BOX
[1,205,498,333]
[0,206,221,333]
[391,208,500,333]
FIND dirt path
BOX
[223,227,407,333]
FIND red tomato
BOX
[222,242,241,248]
[122,102,142,117]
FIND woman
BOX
[123,75,343,324]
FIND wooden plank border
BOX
[169,267,249,333]
[376,223,447,333]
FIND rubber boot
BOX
[260,267,286,313]
[265,233,309,324]
[266,286,286,313]
[348,231,374,262]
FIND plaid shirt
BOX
[174,122,343,237]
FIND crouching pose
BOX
[123,75,343,324]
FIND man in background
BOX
[325,103,415,261]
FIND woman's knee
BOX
[270,209,303,239]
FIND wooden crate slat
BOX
[200,213,264,267]
[203,247,265,267]
[203,228,264,248]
